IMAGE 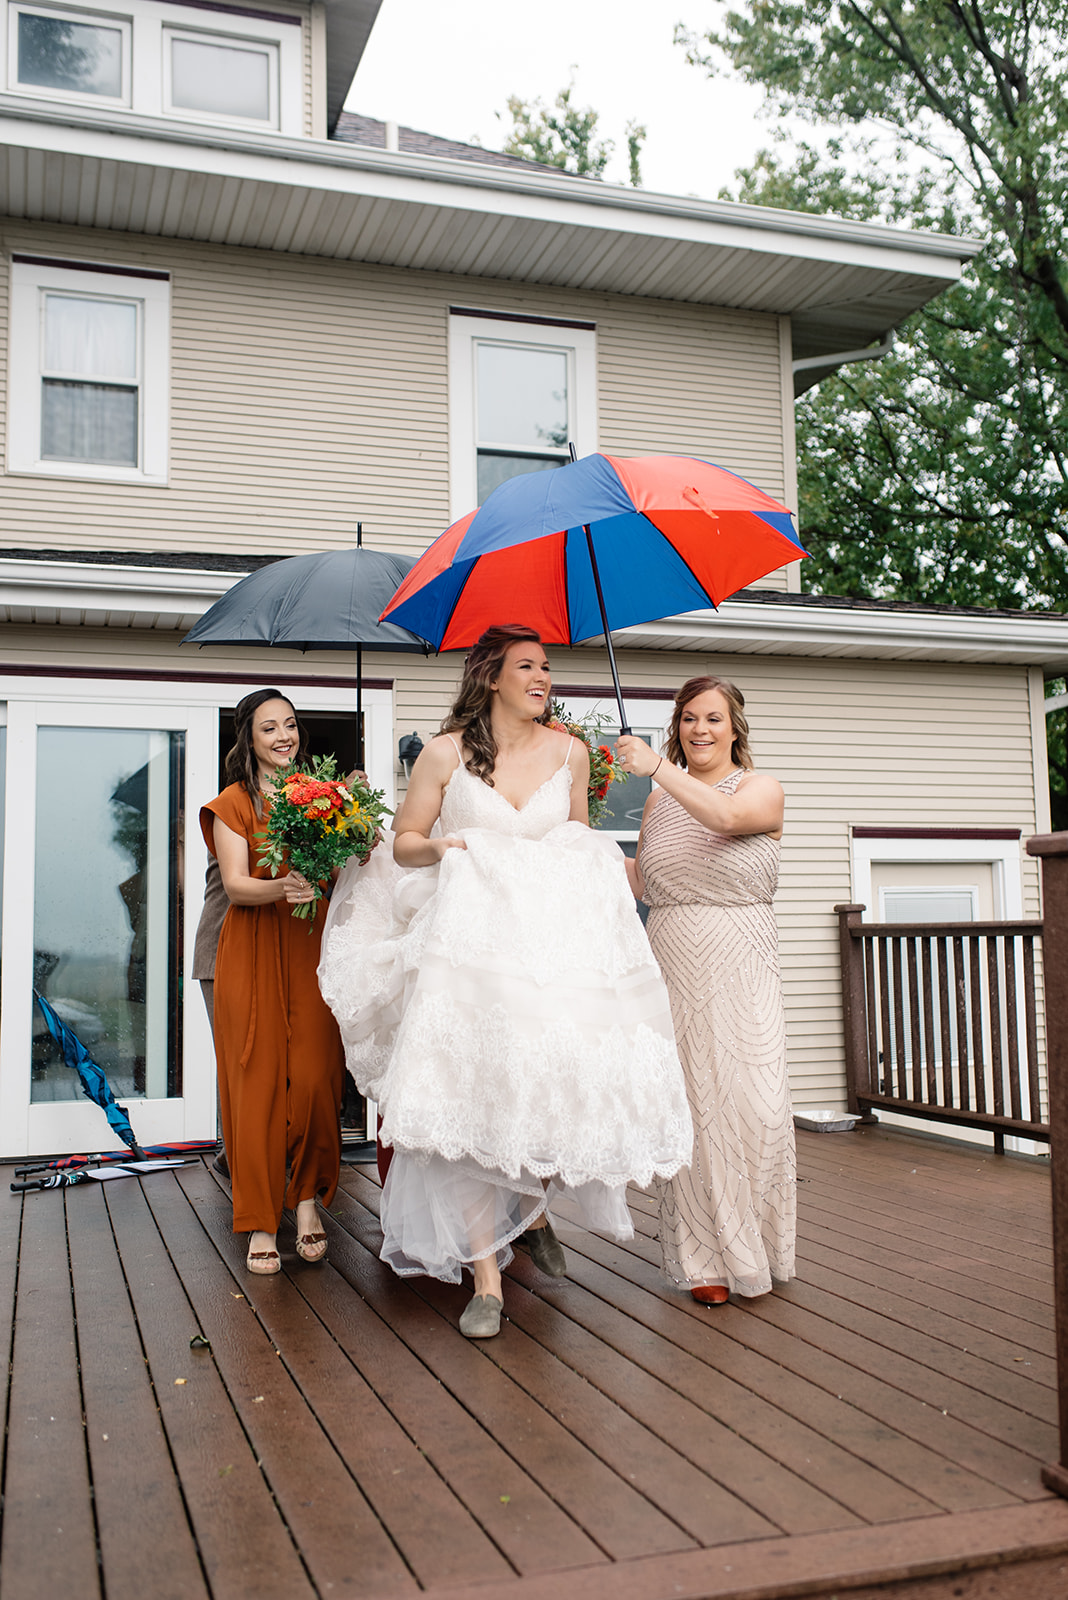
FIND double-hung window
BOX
[8,257,170,483]
[448,310,597,515]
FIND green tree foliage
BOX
[677,3,1068,610]
[500,76,645,185]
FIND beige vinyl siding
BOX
[0,223,790,589]
[0,627,1042,1108]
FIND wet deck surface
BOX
[3,1124,1068,1600]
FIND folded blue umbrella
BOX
[34,992,144,1158]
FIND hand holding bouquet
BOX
[545,699,626,828]
[257,755,392,920]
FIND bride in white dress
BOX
[319,625,692,1336]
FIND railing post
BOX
[1026,833,1068,1497]
[836,904,872,1118]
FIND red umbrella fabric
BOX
[382,451,803,649]
[381,450,805,729]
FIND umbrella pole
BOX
[356,642,364,771]
[568,443,631,735]
[355,520,365,770]
[583,523,631,736]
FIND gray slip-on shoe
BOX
[521,1218,567,1277]
[459,1293,503,1338]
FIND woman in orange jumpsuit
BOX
[200,689,344,1274]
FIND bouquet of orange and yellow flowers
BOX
[545,698,626,828]
[257,755,391,920]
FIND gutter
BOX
[0,95,983,263]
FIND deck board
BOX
[3,1124,1068,1600]
[2,1178,101,1600]
[68,1182,208,1600]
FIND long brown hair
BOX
[441,624,548,784]
[225,688,310,816]
[665,675,753,771]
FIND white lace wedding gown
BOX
[319,737,692,1282]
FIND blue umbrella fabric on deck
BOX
[34,991,144,1157]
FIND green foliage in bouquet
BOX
[544,699,626,827]
[257,754,392,920]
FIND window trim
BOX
[7,0,133,107]
[7,257,171,485]
[448,310,597,520]
[850,831,1023,921]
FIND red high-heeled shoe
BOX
[691,1284,729,1305]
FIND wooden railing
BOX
[835,904,1048,1152]
[1024,836,1068,1499]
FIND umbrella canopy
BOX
[184,545,428,653]
[381,451,805,730]
[34,991,144,1157]
[183,540,430,767]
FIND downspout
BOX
[792,329,896,378]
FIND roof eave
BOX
[2,560,1065,670]
[323,1,385,135]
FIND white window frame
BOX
[6,0,132,106]
[850,833,1022,920]
[7,257,170,484]
[448,311,597,519]
[162,21,279,130]
[1,0,303,133]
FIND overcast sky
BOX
[346,1,776,201]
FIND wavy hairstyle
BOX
[664,675,753,771]
[441,624,548,785]
[225,688,310,816]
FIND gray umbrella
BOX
[182,529,430,767]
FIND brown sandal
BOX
[246,1247,281,1275]
[296,1232,328,1264]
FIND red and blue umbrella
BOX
[381,451,805,729]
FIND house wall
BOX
[0,624,1043,1108]
[0,222,791,591]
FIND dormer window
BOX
[11,4,131,105]
[3,0,301,132]
[164,26,277,127]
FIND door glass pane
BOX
[32,727,184,1103]
[44,295,138,379]
[17,12,123,97]
[170,36,272,120]
[477,344,568,449]
[41,380,138,464]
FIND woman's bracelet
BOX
[652,757,663,778]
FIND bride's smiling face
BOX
[490,640,552,719]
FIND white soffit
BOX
[3,560,1068,670]
[0,101,978,351]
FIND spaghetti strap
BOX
[559,735,573,771]
[444,733,463,765]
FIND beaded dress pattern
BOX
[640,769,795,1296]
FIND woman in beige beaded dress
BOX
[617,676,795,1305]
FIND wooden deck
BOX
[4,1125,1068,1600]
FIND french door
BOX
[0,691,217,1157]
